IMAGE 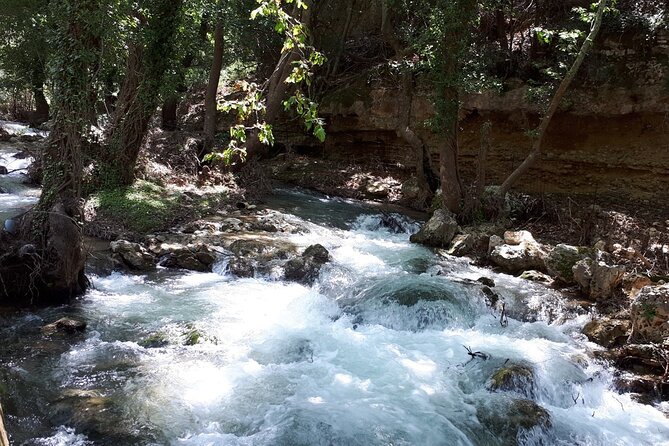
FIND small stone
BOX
[503,230,535,245]
[519,270,553,283]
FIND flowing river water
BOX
[1,122,669,445]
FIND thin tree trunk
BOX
[439,102,462,214]
[329,0,354,77]
[204,20,224,149]
[0,402,9,446]
[499,0,607,195]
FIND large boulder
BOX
[489,231,548,274]
[630,284,669,343]
[573,258,625,300]
[545,244,592,283]
[110,240,156,271]
[409,209,459,248]
[582,317,631,348]
[284,244,330,284]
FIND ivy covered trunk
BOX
[101,0,183,188]
[0,0,100,305]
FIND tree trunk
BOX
[203,20,224,149]
[498,0,607,196]
[101,0,183,188]
[439,103,463,214]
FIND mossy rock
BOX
[139,332,169,348]
[545,244,594,284]
[488,363,536,398]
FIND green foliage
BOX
[207,0,326,165]
[91,180,182,233]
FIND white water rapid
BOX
[1,184,668,445]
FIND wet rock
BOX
[477,277,495,287]
[0,127,10,141]
[489,240,548,274]
[573,259,625,300]
[0,166,7,175]
[488,363,536,398]
[545,244,592,283]
[477,398,551,444]
[519,270,553,283]
[284,244,330,284]
[409,209,459,248]
[448,234,475,256]
[227,257,255,278]
[139,332,169,348]
[160,244,217,272]
[41,317,87,335]
[365,180,389,198]
[629,284,669,343]
[582,318,631,348]
[110,240,156,271]
[50,389,133,442]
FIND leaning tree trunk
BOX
[498,0,607,196]
[101,0,183,188]
[0,0,99,306]
[203,20,225,150]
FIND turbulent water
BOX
[0,121,40,222]
[1,127,669,445]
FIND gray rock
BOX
[0,166,7,175]
[160,244,217,272]
[448,234,475,256]
[409,209,459,248]
[489,241,548,274]
[630,284,669,343]
[503,230,535,245]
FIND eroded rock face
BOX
[110,240,156,271]
[284,244,331,284]
[582,318,631,348]
[409,209,459,248]
[630,284,669,343]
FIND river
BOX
[0,122,668,445]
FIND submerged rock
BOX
[409,209,459,248]
[284,244,330,284]
[630,284,669,343]
[488,363,536,398]
[477,398,551,444]
[41,317,87,335]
